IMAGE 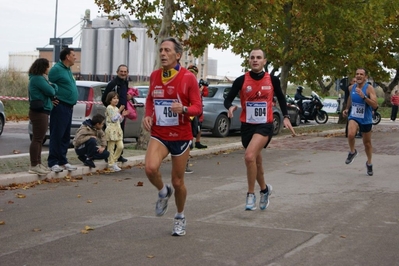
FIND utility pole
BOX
[52,0,60,63]
[49,0,73,64]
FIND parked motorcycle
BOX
[297,91,328,124]
[372,107,381,125]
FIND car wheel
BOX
[0,117,4,136]
[273,113,281,135]
[293,112,301,126]
[212,114,230,137]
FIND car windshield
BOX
[76,86,90,101]
[206,86,237,99]
[138,88,148,97]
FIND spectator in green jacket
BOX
[48,48,78,173]
[28,58,58,176]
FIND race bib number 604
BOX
[246,101,267,124]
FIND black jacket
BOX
[101,76,128,107]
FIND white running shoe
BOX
[245,193,257,211]
[51,164,64,173]
[155,184,173,216]
[112,163,121,172]
[172,217,186,236]
[259,184,273,210]
[63,163,77,171]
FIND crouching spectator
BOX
[73,114,109,168]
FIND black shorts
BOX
[241,123,274,149]
[151,136,191,156]
[349,119,373,133]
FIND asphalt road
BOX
[1,122,399,265]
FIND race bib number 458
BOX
[154,99,178,126]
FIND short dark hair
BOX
[60,48,74,61]
[92,114,105,125]
[106,91,119,105]
[28,58,49,75]
[251,48,266,58]
[356,68,368,76]
[117,64,129,72]
[161,37,183,62]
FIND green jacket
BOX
[48,61,78,105]
[28,74,58,112]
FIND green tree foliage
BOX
[94,0,399,98]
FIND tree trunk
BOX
[136,0,174,150]
[280,62,292,95]
[318,79,335,96]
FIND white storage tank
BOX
[96,28,113,81]
[8,51,39,73]
[80,28,97,80]
[128,27,146,79]
[92,17,110,28]
[143,33,156,77]
[112,28,129,72]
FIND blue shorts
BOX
[151,136,192,156]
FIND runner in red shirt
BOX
[143,37,202,236]
[224,48,295,211]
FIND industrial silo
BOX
[143,32,157,78]
[112,27,129,73]
[92,17,110,28]
[96,28,113,82]
[128,27,146,81]
[80,28,97,80]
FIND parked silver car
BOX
[0,99,5,136]
[28,81,144,143]
[134,85,149,104]
[201,84,283,137]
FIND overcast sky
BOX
[0,0,244,78]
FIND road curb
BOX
[0,129,343,187]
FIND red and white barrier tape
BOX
[0,96,102,104]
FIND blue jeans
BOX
[47,103,73,167]
[75,138,109,161]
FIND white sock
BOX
[158,185,168,198]
[175,212,185,219]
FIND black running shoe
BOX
[345,149,358,164]
[366,162,373,176]
[195,142,207,149]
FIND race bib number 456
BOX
[246,101,267,124]
[154,99,178,126]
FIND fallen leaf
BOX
[13,150,20,154]
[8,200,14,204]
[85,225,94,231]
[340,235,346,238]
[0,221,5,225]
[87,200,92,203]
[147,255,155,258]
[77,195,81,198]
[32,228,41,232]
[16,193,26,198]
[135,181,143,186]
[81,230,89,234]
